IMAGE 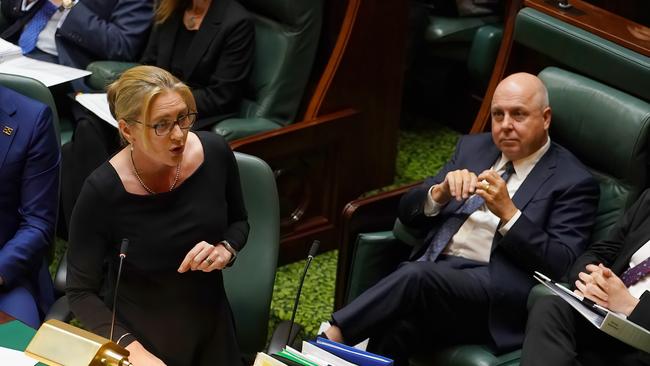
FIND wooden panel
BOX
[526,0,650,56]
[232,0,409,262]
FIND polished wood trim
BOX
[526,0,650,56]
[334,182,419,309]
[470,0,524,133]
[0,311,14,325]
[304,0,361,119]
[230,108,359,149]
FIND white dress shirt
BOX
[21,0,76,56]
[424,137,551,263]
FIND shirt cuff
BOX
[424,185,444,216]
[498,210,521,235]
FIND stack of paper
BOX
[253,337,393,366]
[0,39,91,87]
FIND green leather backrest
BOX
[237,0,322,126]
[515,8,650,102]
[0,73,60,142]
[540,67,650,242]
[223,152,280,357]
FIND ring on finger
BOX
[205,257,214,265]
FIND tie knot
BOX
[501,161,515,181]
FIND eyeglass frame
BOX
[125,112,198,136]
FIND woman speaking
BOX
[66,66,249,365]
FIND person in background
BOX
[66,66,249,366]
[521,188,650,366]
[324,73,599,365]
[60,0,254,235]
[1,0,153,71]
[0,85,60,328]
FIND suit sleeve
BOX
[497,173,599,279]
[567,189,650,284]
[0,106,59,287]
[191,17,254,120]
[138,22,159,65]
[628,291,650,330]
[66,180,134,345]
[398,136,463,229]
[59,0,153,61]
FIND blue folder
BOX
[311,337,393,366]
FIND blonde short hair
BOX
[107,65,196,132]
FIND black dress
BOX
[66,132,249,366]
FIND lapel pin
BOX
[2,126,13,136]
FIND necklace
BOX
[130,148,181,195]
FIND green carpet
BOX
[268,122,459,339]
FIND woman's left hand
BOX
[178,241,232,273]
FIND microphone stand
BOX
[286,240,320,347]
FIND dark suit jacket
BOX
[398,133,599,352]
[140,0,254,129]
[1,0,153,69]
[568,188,650,331]
[0,86,59,318]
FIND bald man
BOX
[325,73,599,364]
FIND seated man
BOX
[521,189,650,366]
[1,0,153,71]
[325,73,600,364]
[0,85,60,328]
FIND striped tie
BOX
[417,161,515,262]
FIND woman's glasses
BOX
[128,112,198,136]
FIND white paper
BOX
[302,341,357,366]
[534,272,650,353]
[75,93,118,128]
[253,352,288,366]
[0,56,91,87]
[0,346,38,366]
[0,38,22,62]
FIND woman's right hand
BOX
[125,341,166,366]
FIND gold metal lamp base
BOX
[25,320,131,366]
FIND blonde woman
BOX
[66,66,249,366]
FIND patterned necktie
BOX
[417,161,515,262]
[620,256,650,287]
[18,1,58,54]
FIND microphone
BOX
[286,240,320,347]
[26,239,133,366]
[110,239,129,342]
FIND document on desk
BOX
[534,271,650,353]
[0,346,38,366]
[75,93,118,128]
[0,38,22,62]
[0,54,91,87]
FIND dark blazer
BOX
[398,133,599,352]
[140,0,254,129]
[568,188,650,331]
[0,86,59,319]
[1,0,153,69]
